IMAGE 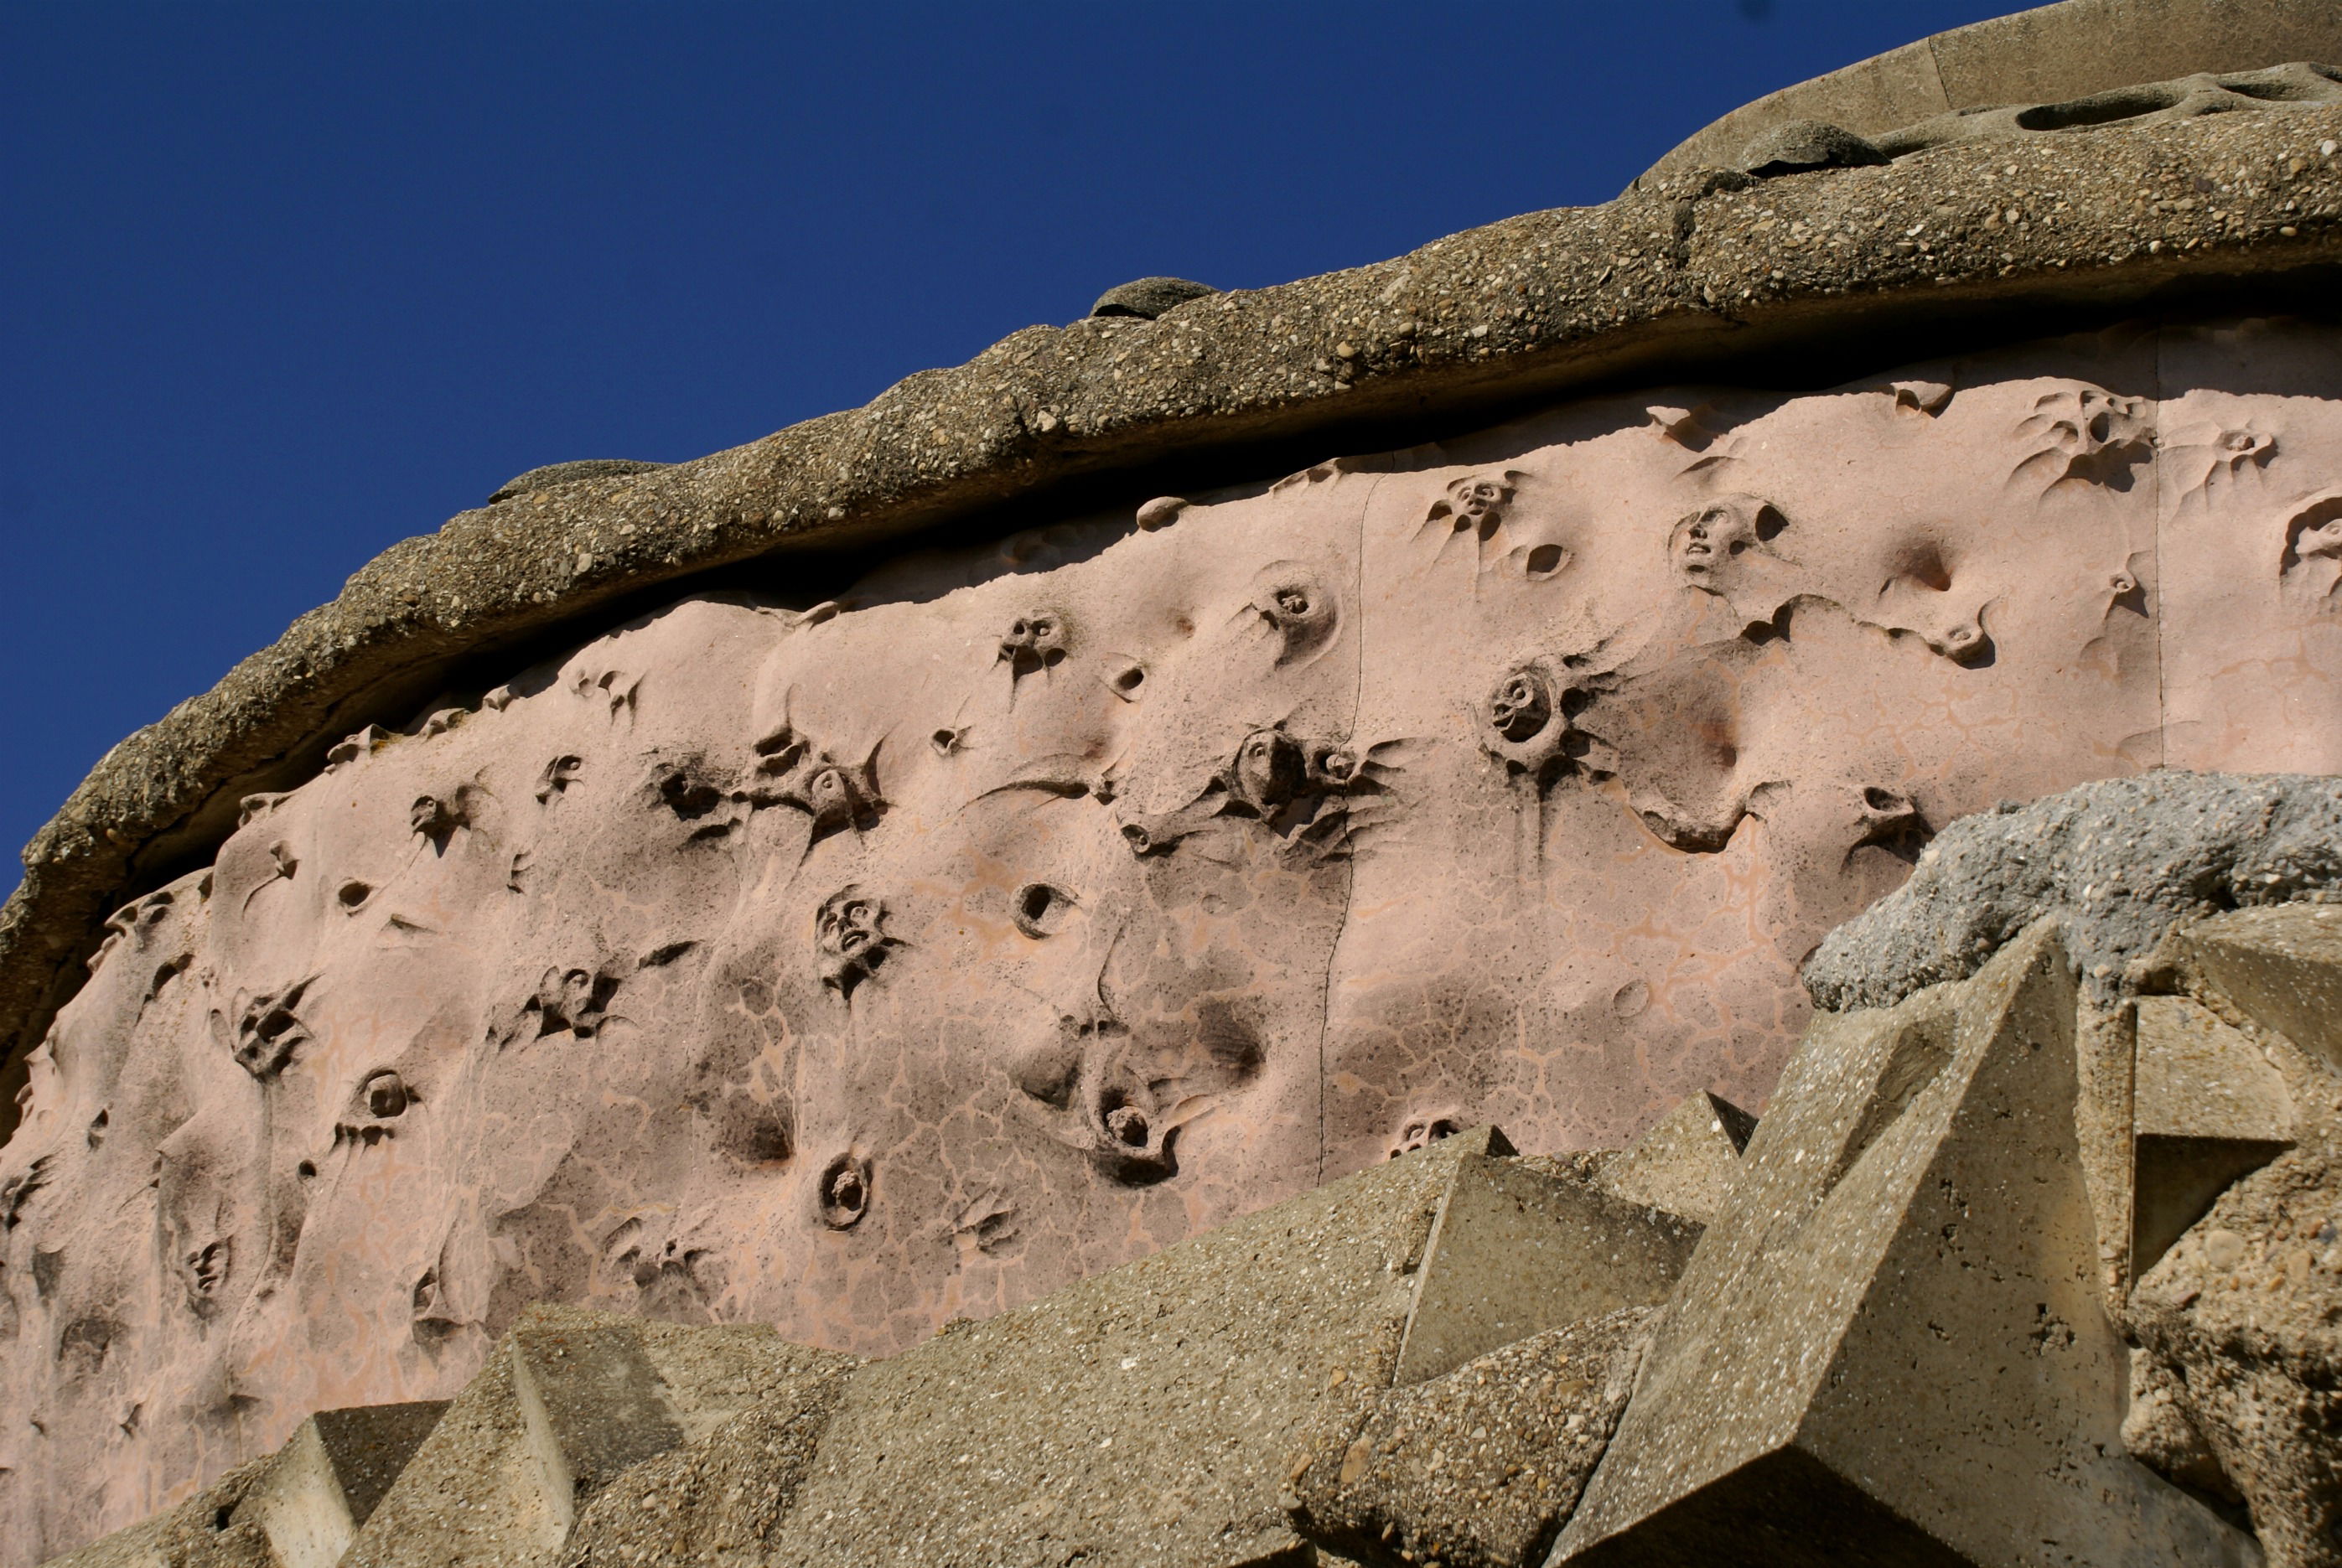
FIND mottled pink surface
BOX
[4,318,2340,1561]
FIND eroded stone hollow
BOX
[8,318,2342,1558]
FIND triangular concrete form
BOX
[2129,994,2296,1280]
[1554,923,2257,1567]
[1599,1089,1757,1226]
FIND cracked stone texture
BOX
[8,77,2342,1123]
[1288,1307,1656,1568]
[1803,772,2342,1012]
[15,313,2342,1559]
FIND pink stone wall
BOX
[5,318,2341,1562]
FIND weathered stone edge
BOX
[5,105,2341,1088]
[1637,0,2342,185]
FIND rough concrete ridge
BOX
[1640,0,2342,183]
[7,51,2342,1106]
[1801,771,2342,1012]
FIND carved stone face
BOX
[225,980,313,1080]
[1248,562,1339,663]
[1445,475,1513,535]
[1232,729,1307,812]
[815,887,893,995]
[998,611,1070,673]
[804,767,862,831]
[1487,670,1555,743]
[1670,502,1762,579]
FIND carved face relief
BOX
[1248,561,1339,665]
[1432,474,1516,541]
[335,1069,412,1148]
[1669,496,1777,583]
[1232,729,1308,814]
[224,980,314,1080]
[2013,385,2154,488]
[815,887,896,996]
[409,793,467,846]
[1487,670,1555,744]
[526,966,614,1039]
[998,610,1070,675]
[750,719,884,846]
[1121,727,1393,859]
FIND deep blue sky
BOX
[2,0,2023,896]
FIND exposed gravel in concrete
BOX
[1803,772,2342,1011]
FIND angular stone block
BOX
[1395,1151,1697,1386]
[1555,924,2256,1567]
[764,1128,1588,1568]
[551,1341,862,1568]
[1292,1307,1656,1568]
[345,1307,854,1568]
[2131,994,2297,1278]
[2185,903,2342,1073]
[1595,1090,1754,1226]
[510,1317,684,1530]
[232,1401,446,1568]
[2130,1133,2342,1567]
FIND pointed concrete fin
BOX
[1556,922,2257,1566]
[509,1318,684,1534]
[1396,1141,1698,1385]
[2184,902,2342,1071]
[235,1401,448,1568]
[1600,1090,1758,1225]
[2130,995,2297,1278]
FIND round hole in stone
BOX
[1012,882,1073,938]
[363,1070,410,1119]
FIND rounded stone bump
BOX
[1088,277,1218,320]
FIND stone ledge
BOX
[4,99,2342,1115]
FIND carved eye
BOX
[1275,588,1310,617]
[1012,882,1073,938]
[1010,619,1029,637]
[2110,572,2137,594]
[1029,618,1054,638]
[363,1071,410,1119]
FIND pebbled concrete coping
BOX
[5,102,2342,1104]
[1639,0,2342,184]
